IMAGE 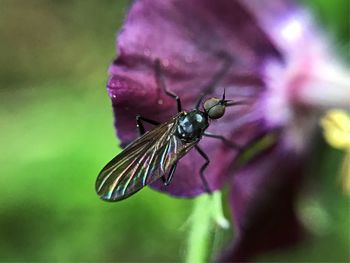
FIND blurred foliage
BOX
[0,0,348,262]
[0,1,192,261]
[301,0,349,50]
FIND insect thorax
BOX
[175,110,209,142]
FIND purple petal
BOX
[108,0,282,197]
[219,143,306,262]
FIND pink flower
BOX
[105,0,349,260]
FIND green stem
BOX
[185,191,229,263]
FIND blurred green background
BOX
[0,0,348,262]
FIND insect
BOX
[96,56,242,201]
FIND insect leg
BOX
[135,115,173,184]
[161,163,177,186]
[136,115,160,135]
[195,145,212,194]
[155,59,182,112]
[196,53,233,109]
[203,132,242,151]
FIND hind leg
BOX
[154,59,182,113]
[195,145,212,194]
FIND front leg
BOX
[203,132,242,151]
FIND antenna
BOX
[195,53,233,109]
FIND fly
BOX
[96,55,243,201]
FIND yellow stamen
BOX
[320,110,350,195]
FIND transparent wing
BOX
[96,113,197,201]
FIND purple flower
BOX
[107,0,349,260]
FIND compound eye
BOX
[204,98,225,119]
[208,104,225,119]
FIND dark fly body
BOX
[96,58,242,201]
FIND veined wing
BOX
[96,113,197,201]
